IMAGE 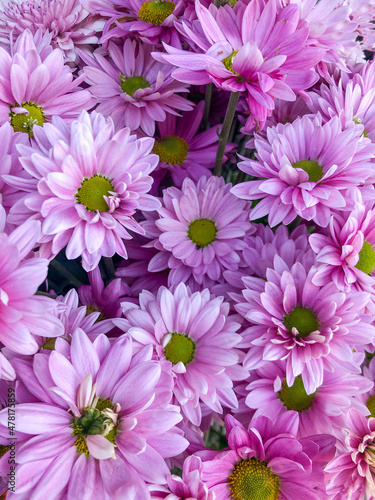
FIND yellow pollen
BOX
[188,218,217,248]
[228,458,281,500]
[222,50,238,74]
[164,332,196,365]
[355,241,375,275]
[278,376,317,412]
[152,135,189,165]
[76,175,114,212]
[10,103,45,137]
[74,436,90,457]
[138,0,175,25]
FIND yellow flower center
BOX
[10,103,45,137]
[188,219,217,248]
[152,135,189,165]
[283,306,319,338]
[278,375,317,412]
[76,175,114,212]
[163,332,196,365]
[119,74,151,97]
[355,241,375,275]
[292,160,324,182]
[138,0,175,25]
[228,458,281,500]
[86,304,106,322]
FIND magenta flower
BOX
[242,360,372,439]
[0,0,102,64]
[151,101,233,189]
[0,29,94,137]
[325,408,375,500]
[149,455,214,500]
[0,221,63,355]
[231,115,375,227]
[8,111,160,271]
[80,39,193,136]
[234,259,375,394]
[310,198,375,296]
[202,413,334,499]
[0,329,188,499]
[154,0,325,131]
[120,283,247,426]
[143,176,251,285]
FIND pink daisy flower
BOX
[8,111,160,271]
[142,176,251,286]
[151,101,233,189]
[80,38,193,136]
[242,360,372,439]
[310,198,375,295]
[0,29,94,137]
[202,412,334,500]
[120,283,247,426]
[231,114,375,227]
[154,0,324,131]
[0,329,188,499]
[0,0,102,64]
[325,408,375,500]
[358,356,375,418]
[0,220,63,355]
[234,259,375,395]
[149,455,214,500]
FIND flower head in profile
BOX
[80,38,193,136]
[0,29,94,137]
[8,111,160,271]
[154,0,325,131]
[202,412,334,500]
[121,283,247,426]
[0,0,101,63]
[232,115,375,227]
[0,329,188,499]
[143,175,251,286]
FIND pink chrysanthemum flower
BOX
[325,408,375,500]
[0,329,188,499]
[233,259,375,395]
[142,176,251,285]
[310,198,375,296]
[0,0,102,64]
[120,283,247,426]
[0,122,29,232]
[151,101,232,189]
[202,413,334,500]
[357,356,375,419]
[342,0,375,52]
[154,0,325,131]
[242,360,372,439]
[149,455,214,499]
[0,220,63,355]
[80,39,193,136]
[0,29,94,137]
[7,111,160,271]
[231,114,375,227]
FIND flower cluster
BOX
[1,0,375,499]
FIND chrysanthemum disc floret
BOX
[138,0,176,26]
[10,102,45,137]
[228,458,281,500]
[356,241,375,275]
[283,306,319,338]
[75,174,115,212]
[278,376,317,412]
[163,332,196,365]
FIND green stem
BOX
[35,291,56,299]
[214,91,240,177]
[201,83,213,131]
[102,257,116,281]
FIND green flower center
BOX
[152,135,189,165]
[164,332,196,365]
[42,338,57,350]
[72,398,117,456]
[228,458,281,500]
[76,175,114,212]
[355,241,375,275]
[283,306,319,338]
[292,160,324,182]
[222,50,238,74]
[10,103,45,137]
[119,74,151,97]
[188,219,217,248]
[0,445,11,458]
[366,395,375,418]
[138,0,175,25]
[278,375,317,412]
